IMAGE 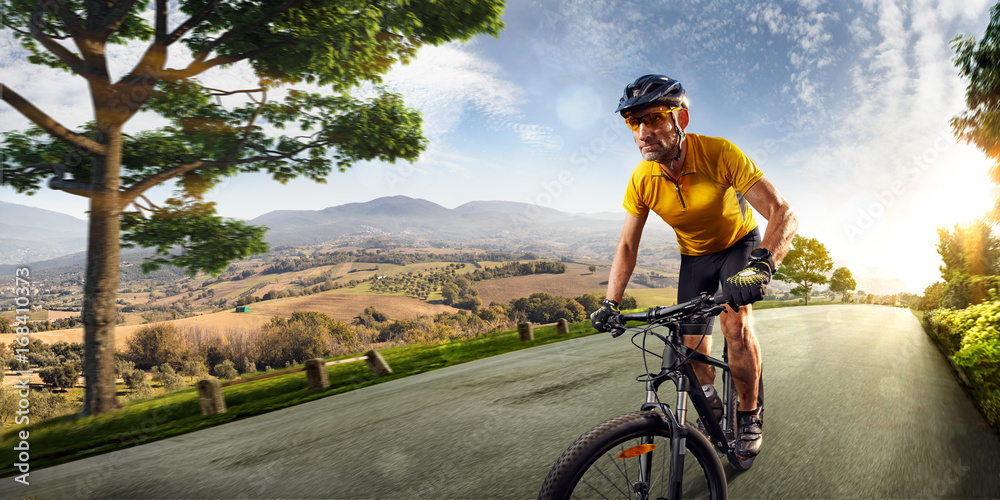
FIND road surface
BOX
[3,305,998,499]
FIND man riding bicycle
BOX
[591,74,798,459]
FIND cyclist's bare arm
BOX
[605,211,648,303]
[743,177,798,265]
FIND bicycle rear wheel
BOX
[539,411,726,500]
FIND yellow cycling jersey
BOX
[622,134,763,256]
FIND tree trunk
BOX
[81,121,124,415]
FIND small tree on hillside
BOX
[773,235,833,306]
[39,362,80,391]
[829,267,857,303]
[124,323,186,370]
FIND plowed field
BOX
[474,263,609,305]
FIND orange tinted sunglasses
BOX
[624,108,682,132]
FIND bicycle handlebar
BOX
[609,292,730,336]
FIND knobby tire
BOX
[539,411,726,500]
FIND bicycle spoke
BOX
[588,459,630,498]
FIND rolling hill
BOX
[250,195,676,258]
[0,201,87,264]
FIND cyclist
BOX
[591,74,798,458]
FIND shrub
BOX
[182,360,207,381]
[151,363,178,385]
[508,293,586,324]
[238,357,257,374]
[39,362,79,390]
[453,296,482,311]
[123,368,149,391]
[213,360,238,380]
[28,389,72,422]
[573,293,603,313]
[115,358,136,378]
[620,294,638,310]
[928,300,1000,431]
[254,313,335,368]
[125,323,187,370]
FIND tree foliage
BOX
[39,362,80,391]
[508,293,586,324]
[936,219,1000,308]
[952,3,1000,220]
[829,267,857,303]
[773,235,833,306]
[0,0,505,415]
[124,323,187,370]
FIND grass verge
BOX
[0,320,599,475]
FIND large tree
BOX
[0,0,504,415]
[773,234,833,306]
[828,267,857,303]
[952,1,1000,220]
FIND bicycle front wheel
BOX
[539,411,726,500]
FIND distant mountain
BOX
[249,195,675,259]
[0,201,87,264]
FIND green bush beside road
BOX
[923,303,1000,433]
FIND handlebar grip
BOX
[617,292,727,324]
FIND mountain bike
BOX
[538,293,764,500]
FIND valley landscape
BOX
[0,195,909,350]
[0,196,689,350]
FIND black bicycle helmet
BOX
[615,74,688,116]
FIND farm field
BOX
[475,262,610,305]
[249,290,460,322]
[1,310,274,349]
[625,288,680,309]
[46,310,80,321]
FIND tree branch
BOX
[166,0,223,45]
[119,140,330,209]
[40,0,85,37]
[223,89,267,162]
[30,4,89,76]
[154,0,166,44]
[160,39,298,80]
[120,160,210,208]
[0,83,105,155]
[193,0,306,60]
[204,87,266,97]
[100,0,139,35]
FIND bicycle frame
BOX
[636,322,733,499]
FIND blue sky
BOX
[1,0,996,293]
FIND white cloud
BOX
[383,43,521,137]
[784,0,995,292]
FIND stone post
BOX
[197,378,226,415]
[305,358,330,391]
[365,350,393,377]
[518,322,534,341]
[556,318,569,336]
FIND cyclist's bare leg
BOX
[683,333,715,387]
[719,303,761,411]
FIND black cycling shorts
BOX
[677,227,761,304]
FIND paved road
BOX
[3,305,999,499]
